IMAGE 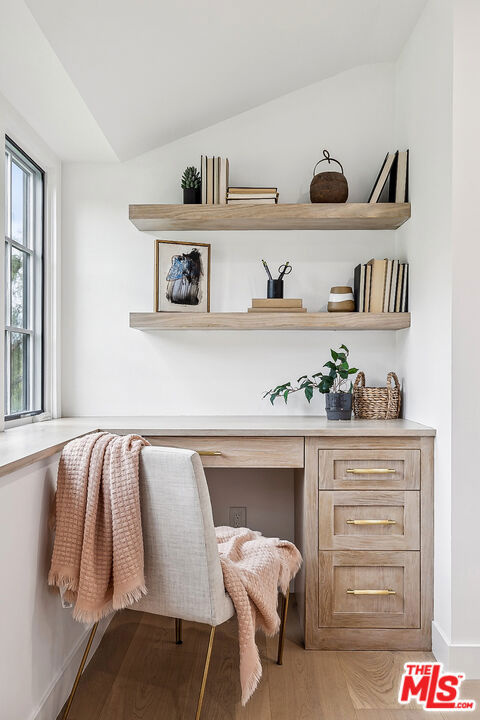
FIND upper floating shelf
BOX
[128,203,411,231]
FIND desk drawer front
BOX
[319,551,420,629]
[319,449,420,490]
[319,491,420,550]
[144,436,304,467]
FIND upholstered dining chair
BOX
[62,446,290,720]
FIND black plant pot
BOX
[325,392,352,421]
[183,187,201,204]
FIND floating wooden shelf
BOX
[130,312,411,331]
[129,203,411,231]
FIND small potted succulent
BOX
[181,166,201,204]
[264,344,358,420]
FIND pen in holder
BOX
[262,259,292,299]
[267,279,284,298]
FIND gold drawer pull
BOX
[346,519,396,525]
[346,468,396,475]
[347,588,396,595]
[197,450,223,456]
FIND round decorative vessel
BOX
[327,286,355,312]
[325,392,352,421]
[310,149,348,203]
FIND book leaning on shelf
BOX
[354,259,408,313]
[368,150,409,203]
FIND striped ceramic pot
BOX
[327,286,355,312]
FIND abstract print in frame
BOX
[155,239,211,312]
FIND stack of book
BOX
[248,298,306,313]
[368,150,409,203]
[354,259,409,313]
[201,156,229,204]
[227,187,278,205]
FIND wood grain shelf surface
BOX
[129,202,411,231]
[129,312,411,331]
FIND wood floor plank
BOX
[338,651,435,710]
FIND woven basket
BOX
[353,371,401,420]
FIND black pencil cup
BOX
[267,279,284,298]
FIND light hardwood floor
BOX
[59,601,480,720]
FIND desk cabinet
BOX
[301,436,433,650]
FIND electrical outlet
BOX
[229,506,247,528]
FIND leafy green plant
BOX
[264,344,358,405]
[181,166,201,189]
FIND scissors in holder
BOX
[278,262,292,280]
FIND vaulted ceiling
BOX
[1,0,427,161]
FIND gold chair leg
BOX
[195,626,216,720]
[277,587,290,665]
[175,618,183,645]
[62,621,99,720]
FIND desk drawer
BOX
[144,436,304,467]
[318,491,420,550]
[319,449,420,490]
[319,551,420,629]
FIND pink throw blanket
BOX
[216,526,302,705]
[48,432,149,623]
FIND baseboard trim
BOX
[432,621,480,678]
[31,616,112,720]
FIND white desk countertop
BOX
[0,416,435,478]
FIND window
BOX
[4,138,44,420]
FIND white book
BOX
[368,152,397,203]
[226,193,277,200]
[389,260,399,312]
[401,264,409,311]
[395,150,409,202]
[201,155,207,205]
[383,259,393,313]
[213,157,220,204]
[219,158,229,205]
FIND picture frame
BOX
[154,239,211,312]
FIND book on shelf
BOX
[383,259,393,313]
[353,264,365,312]
[389,150,409,203]
[249,298,305,312]
[201,156,229,204]
[227,198,277,205]
[364,264,372,312]
[368,258,387,313]
[227,193,278,200]
[354,258,408,313]
[389,259,399,312]
[252,298,303,308]
[247,307,307,313]
[368,152,396,203]
[368,150,409,203]
[226,186,279,204]
[395,264,404,312]
[228,187,277,194]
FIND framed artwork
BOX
[154,239,211,312]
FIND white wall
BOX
[450,0,480,654]
[0,455,109,720]
[394,0,454,645]
[61,63,397,417]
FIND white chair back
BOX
[133,446,233,626]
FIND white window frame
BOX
[4,137,44,421]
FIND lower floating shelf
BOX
[129,312,411,331]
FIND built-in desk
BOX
[0,416,435,650]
